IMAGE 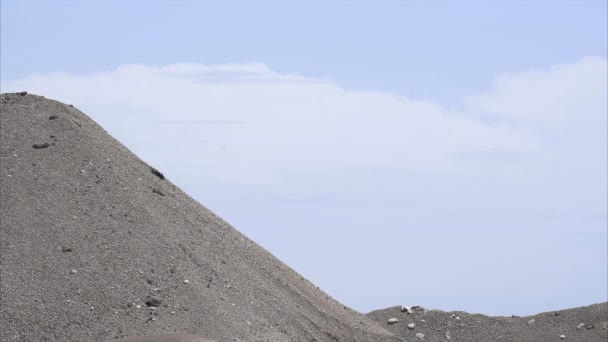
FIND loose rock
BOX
[527,319,535,326]
[415,332,425,340]
[32,143,50,149]
[577,323,585,330]
[407,323,415,329]
[401,305,413,314]
[145,297,162,307]
[150,167,165,180]
[559,335,566,340]
[387,318,398,325]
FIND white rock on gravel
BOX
[401,305,413,314]
[387,318,399,325]
[559,335,566,340]
[415,332,425,339]
[577,323,585,330]
[407,323,415,329]
[183,279,190,284]
[527,319,535,326]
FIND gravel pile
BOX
[0,93,398,342]
[367,303,607,342]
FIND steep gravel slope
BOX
[0,93,397,342]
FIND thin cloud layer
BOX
[3,62,549,182]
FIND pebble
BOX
[407,323,415,329]
[183,279,190,284]
[70,269,78,274]
[455,316,460,321]
[135,305,141,309]
[577,323,585,330]
[388,318,399,325]
[145,297,162,307]
[415,332,425,340]
[445,331,451,340]
[559,335,566,340]
[401,305,413,314]
[527,319,535,326]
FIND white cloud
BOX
[466,56,607,122]
[2,62,547,183]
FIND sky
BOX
[1,0,607,316]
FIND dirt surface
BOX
[0,93,397,342]
[367,303,607,342]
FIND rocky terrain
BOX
[367,303,607,342]
[1,92,606,342]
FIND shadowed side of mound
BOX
[0,93,397,342]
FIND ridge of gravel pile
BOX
[367,303,607,342]
[0,93,398,342]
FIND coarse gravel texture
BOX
[0,93,398,342]
[367,303,608,342]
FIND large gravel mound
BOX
[0,93,397,342]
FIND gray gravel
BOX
[367,303,608,342]
[0,93,397,342]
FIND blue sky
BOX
[2,1,607,316]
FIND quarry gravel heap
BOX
[0,93,398,342]
[367,303,608,342]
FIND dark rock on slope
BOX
[0,93,398,342]
[367,303,607,342]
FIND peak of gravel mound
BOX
[367,303,608,342]
[0,93,398,342]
